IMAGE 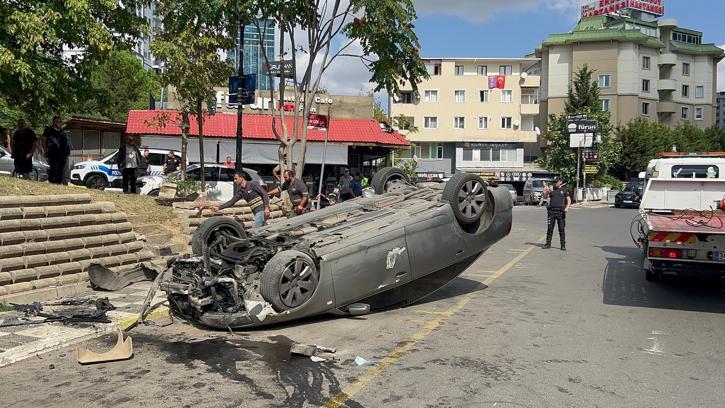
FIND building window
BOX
[398,91,413,104]
[423,90,438,103]
[462,148,473,161]
[492,148,501,161]
[499,65,512,75]
[480,148,491,161]
[501,117,512,129]
[642,56,650,70]
[601,99,610,112]
[681,107,689,119]
[695,107,704,120]
[682,62,690,76]
[476,65,487,76]
[479,90,489,102]
[424,116,438,129]
[454,117,465,129]
[501,90,512,103]
[695,86,704,99]
[478,117,489,129]
[436,144,444,159]
[682,85,689,98]
[641,102,650,116]
[454,90,466,103]
[642,79,650,93]
[598,74,611,88]
[425,63,441,75]
[455,65,464,76]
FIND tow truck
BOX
[635,152,725,281]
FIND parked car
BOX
[499,183,518,205]
[614,182,642,208]
[70,148,182,190]
[523,178,553,205]
[164,167,513,328]
[0,145,50,181]
[138,163,264,201]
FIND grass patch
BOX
[0,177,176,226]
[0,304,13,312]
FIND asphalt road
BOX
[3,205,725,408]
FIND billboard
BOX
[581,0,665,18]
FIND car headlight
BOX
[74,164,86,170]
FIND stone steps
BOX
[0,194,91,209]
[0,222,133,245]
[0,232,136,259]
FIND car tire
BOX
[260,250,319,312]
[441,173,487,225]
[614,202,621,208]
[148,189,160,197]
[371,167,410,194]
[191,217,247,257]
[85,174,108,190]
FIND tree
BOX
[611,118,673,180]
[672,123,725,152]
[539,65,615,185]
[73,51,159,122]
[0,1,144,126]
[248,0,428,177]
[151,0,235,189]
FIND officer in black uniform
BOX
[543,177,571,250]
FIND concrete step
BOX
[0,232,137,259]
[144,232,172,245]
[0,222,133,245]
[0,280,92,305]
[0,194,92,209]
[0,212,128,233]
[0,241,145,273]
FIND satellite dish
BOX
[535,126,541,136]
[521,72,528,79]
[513,119,520,127]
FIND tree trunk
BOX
[196,98,206,191]
[180,111,190,181]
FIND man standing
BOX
[337,168,354,201]
[42,116,70,184]
[11,119,37,179]
[351,172,363,197]
[542,177,571,250]
[118,135,142,194]
[163,151,180,175]
[142,149,151,176]
[269,170,309,217]
[212,173,270,228]
[272,153,288,182]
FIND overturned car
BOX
[162,168,513,328]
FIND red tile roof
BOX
[126,110,410,147]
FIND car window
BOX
[532,180,543,188]
[219,167,251,182]
[147,153,165,166]
[671,165,719,179]
[105,152,118,165]
[186,167,200,181]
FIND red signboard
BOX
[307,113,328,130]
[581,0,665,18]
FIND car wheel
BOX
[191,217,247,258]
[441,173,487,225]
[261,250,319,312]
[85,174,108,190]
[371,167,410,194]
[148,189,160,197]
[614,202,621,208]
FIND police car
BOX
[70,148,181,190]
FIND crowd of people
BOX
[2,116,72,184]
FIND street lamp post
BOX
[234,1,244,186]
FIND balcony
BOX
[519,75,540,88]
[658,79,676,91]
[658,101,676,113]
[517,130,538,143]
[658,53,677,66]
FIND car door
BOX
[217,167,237,201]
[203,167,221,200]
[147,153,165,176]
[0,147,12,175]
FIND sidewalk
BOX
[0,281,168,367]
[573,200,611,208]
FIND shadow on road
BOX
[413,276,487,306]
[599,245,725,314]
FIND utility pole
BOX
[316,106,331,211]
[234,0,244,187]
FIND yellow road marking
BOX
[323,239,543,408]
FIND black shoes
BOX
[542,243,551,249]
[561,246,566,251]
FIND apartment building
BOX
[716,92,725,130]
[539,12,724,131]
[390,58,544,181]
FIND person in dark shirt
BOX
[118,134,143,194]
[269,170,309,217]
[11,119,37,179]
[351,172,364,197]
[163,151,181,174]
[212,173,271,228]
[42,116,70,184]
[542,177,571,250]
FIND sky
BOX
[320,0,725,96]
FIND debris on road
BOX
[77,327,133,364]
[0,297,116,327]
[353,356,379,366]
[290,343,337,360]
[89,262,163,291]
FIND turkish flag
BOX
[496,75,506,89]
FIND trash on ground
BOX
[89,262,162,291]
[77,327,133,364]
[290,343,338,358]
[353,356,379,366]
[310,356,326,362]
[0,298,116,327]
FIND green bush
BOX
[590,174,623,190]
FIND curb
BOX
[118,305,171,331]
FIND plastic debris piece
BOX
[310,356,326,362]
[353,356,379,366]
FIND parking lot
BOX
[3,205,725,408]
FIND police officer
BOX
[212,173,271,228]
[268,170,309,217]
[542,177,571,250]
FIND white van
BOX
[70,148,182,189]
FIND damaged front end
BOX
[162,234,314,328]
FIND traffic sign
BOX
[584,165,598,174]
[228,74,256,105]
